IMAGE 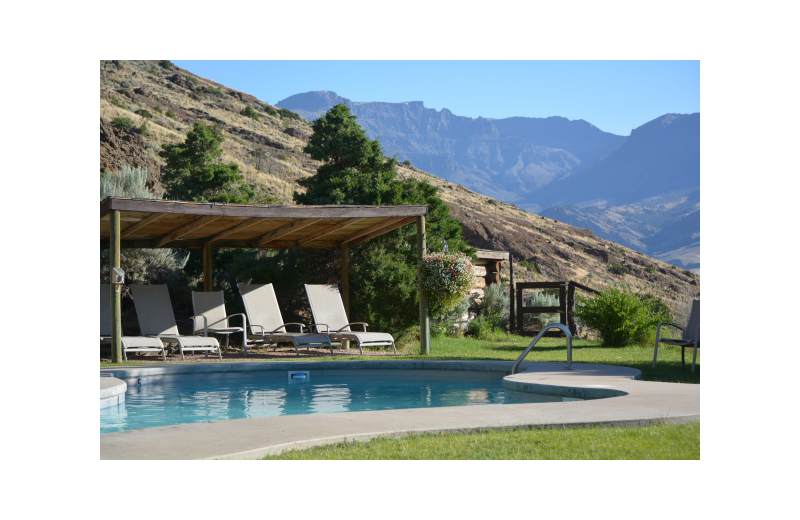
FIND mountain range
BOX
[277,92,700,270]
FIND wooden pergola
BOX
[101,197,431,361]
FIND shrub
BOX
[519,259,538,273]
[264,106,278,116]
[467,283,510,341]
[240,105,260,120]
[402,160,411,166]
[166,109,176,119]
[431,297,469,338]
[574,286,670,346]
[158,60,173,70]
[152,106,162,114]
[137,121,149,136]
[278,108,301,120]
[206,86,223,96]
[100,164,160,199]
[608,263,630,275]
[111,116,135,131]
[646,265,656,273]
[135,109,153,118]
[110,95,126,109]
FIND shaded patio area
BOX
[101,197,431,361]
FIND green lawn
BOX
[264,422,700,460]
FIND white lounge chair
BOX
[191,291,248,354]
[653,299,700,372]
[130,284,221,360]
[304,284,396,355]
[100,284,166,361]
[239,283,333,356]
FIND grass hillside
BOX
[99,60,700,321]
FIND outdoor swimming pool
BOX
[100,369,582,433]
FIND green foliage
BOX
[205,86,223,96]
[278,108,301,120]
[646,265,656,273]
[263,106,278,116]
[111,116,134,130]
[467,283,510,339]
[402,160,411,166]
[574,285,671,346]
[137,121,149,136]
[519,259,538,273]
[166,109,176,119]
[152,106,163,114]
[135,109,153,118]
[158,60,173,70]
[159,122,255,203]
[431,297,469,338]
[100,164,160,199]
[110,95,125,108]
[240,105,260,120]
[608,263,630,275]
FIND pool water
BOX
[100,369,575,433]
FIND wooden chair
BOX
[652,299,700,372]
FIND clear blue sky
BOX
[173,60,699,136]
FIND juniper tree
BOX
[159,122,255,203]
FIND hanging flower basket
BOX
[419,251,475,314]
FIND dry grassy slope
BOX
[99,60,700,319]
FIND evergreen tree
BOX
[160,122,255,203]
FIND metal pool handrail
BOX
[511,323,573,374]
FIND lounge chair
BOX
[100,284,166,361]
[653,299,700,372]
[239,283,333,356]
[130,284,221,360]
[304,284,396,355]
[191,291,248,353]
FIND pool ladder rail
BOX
[511,323,573,374]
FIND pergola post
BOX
[417,216,430,354]
[340,243,350,316]
[110,210,122,363]
[203,243,212,291]
[340,243,351,350]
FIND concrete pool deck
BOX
[100,361,699,460]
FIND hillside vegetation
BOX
[99,60,699,321]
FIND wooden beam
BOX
[204,218,262,244]
[121,213,165,238]
[417,216,430,355]
[346,216,417,247]
[110,210,122,363]
[104,197,429,219]
[255,218,322,247]
[153,216,220,248]
[340,217,406,245]
[296,218,366,246]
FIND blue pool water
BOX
[100,369,574,433]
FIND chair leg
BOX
[681,347,686,369]
[652,338,660,368]
[691,343,698,373]
[391,341,397,355]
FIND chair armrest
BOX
[189,315,208,336]
[338,322,368,332]
[312,323,330,333]
[248,324,265,335]
[656,322,684,340]
[274,323,306,333]
[226,313,247,329]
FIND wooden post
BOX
[559,282,568,330]
[110,210,122,363]
[203,243,212,291]
[567,282,577,335]
[340,243,350,317]
[417,216,430,355]
[509,254,515,333]
[340,243,350,350]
